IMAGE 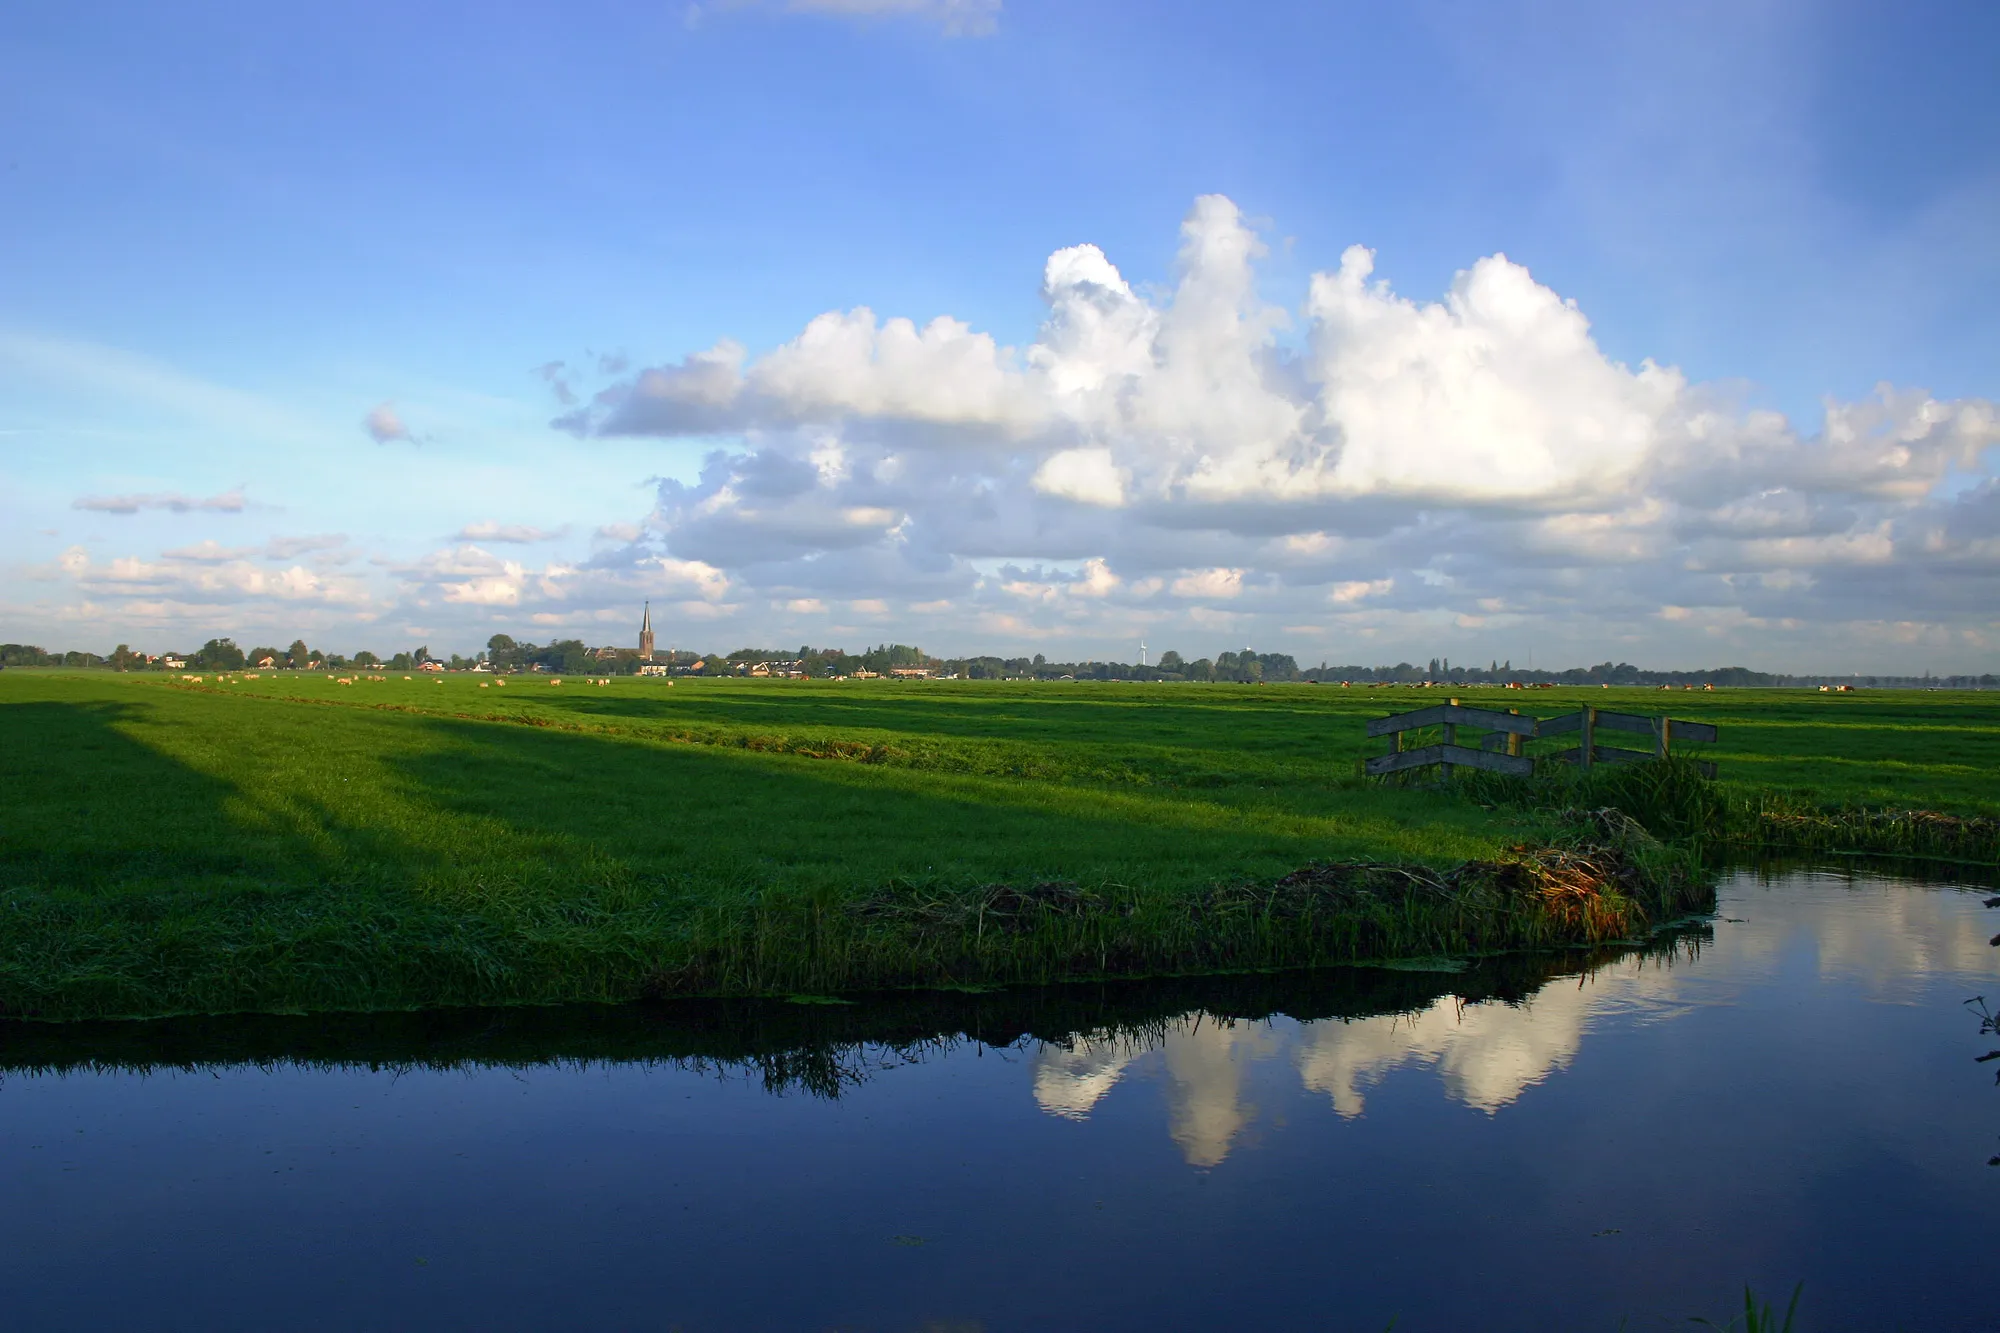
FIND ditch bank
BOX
[0,810,1708,1024]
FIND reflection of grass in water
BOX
[0,926,1711,1098]
[1965,994,2000,1169]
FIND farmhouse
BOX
[737,658,807,678]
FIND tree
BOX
[353,650,380,667]
[247,645,284,667]
[193,638,247,670]
[388,652,413,670]
[287,639,310,667]
[111,643,138,671]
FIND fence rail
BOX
[1364,700,1717,781]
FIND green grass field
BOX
[2,669,1993,1020]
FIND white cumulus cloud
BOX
[25,193,1998,668]
[547,192,1996,668]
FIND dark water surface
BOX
[5,867,1997,1331]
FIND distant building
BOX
[888,666,934,679]
[637,663,670,677]
[638,602,655,661]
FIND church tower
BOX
[638,602,655,661]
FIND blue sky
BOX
[4,0,1997,670]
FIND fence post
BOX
[1655,714,1671,760]
[1580,707,1595,771]
[1507,708,1522,758]
[1442,697,1457,781]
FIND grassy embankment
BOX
[2,670,1992,1020]
[0,935,1691,1087]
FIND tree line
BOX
[0,638,455,672]
[4,638,1996,690]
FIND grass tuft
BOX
[1691,1282,1803,1333]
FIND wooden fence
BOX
[1365,700,1717,780]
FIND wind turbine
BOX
[1139,639,1148,668]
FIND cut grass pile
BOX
[3,670,1991,1020]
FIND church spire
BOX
[638,602,655,661]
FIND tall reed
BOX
[1735,789,2000,864]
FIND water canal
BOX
[4,866,1996,1330]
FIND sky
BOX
[3,0,1997,672]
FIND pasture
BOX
[2,669,1993,1020]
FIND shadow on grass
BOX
[0,692,1635,1020]
[6,694,1367,897]
[0,700,263,884]
[422,681,1367,781]
[375,709,1410,893]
